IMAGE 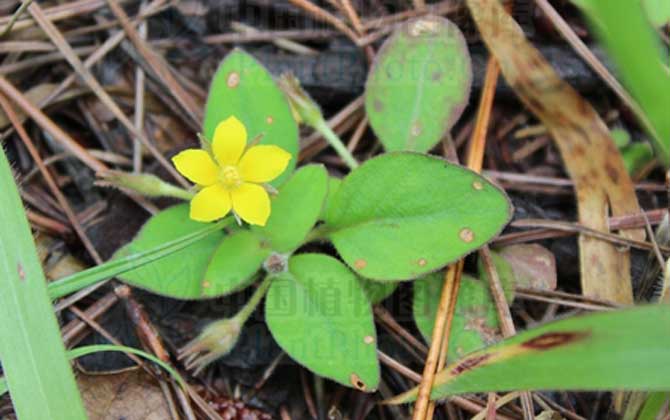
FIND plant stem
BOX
[314,119,359,169]
[235,275,273,322]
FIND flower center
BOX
[219,165,242,189]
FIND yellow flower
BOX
[172,116,291,226]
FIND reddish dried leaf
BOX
[498,244,557,291]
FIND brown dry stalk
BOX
[413,262,463,419]
[0,76,106,172]
[466,0,644,304]
[339,0,365,35]
[104,0,202,125]
[287,0,360,43]
[27,1,188,188]
[0,93,103,264]
[415,44,502,420]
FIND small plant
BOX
[108,43,513,390]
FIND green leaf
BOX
[253,165,328,252]
[639,392,669,420]
[389,305,670,404]
[265,254,380,390]
[413,273,500,362]
[323,153,512,280]
[621,142,655,176]
[320,176,343,220]
[359,277,398,304]
[49,218,231,299]
[0,146,87,418]
[643,0,670,27]
[203,48,299,185]
[202,230,270,297]
[116,204,225,299]
[571,0,670,166]
[365,16,472,152]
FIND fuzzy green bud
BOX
[178,317,242,375]
[97,170,194,200]
[277,73,324,128]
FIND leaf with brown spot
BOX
[465,0,644,304]
[387,305,670,403]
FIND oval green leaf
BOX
[323,153,512,280]
[359,277,398,304]
[389,305,670,404]
[203,49,299,185]
[115,204,224,299]
[202,230,270,298]
[265,254,380,391]
[365,15,472,152]
[413,272,500,362]
[252,165,328,252]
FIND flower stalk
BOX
[278,73,359,169]
[178,276,273,374]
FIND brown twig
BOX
[105,0,202,125]
[287,0,360,43]
[27,1,188,188]
[0,93,103,264]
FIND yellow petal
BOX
[212,116,247,165]
[172,149,218,186]
[238,145,292,183]
[231,183,271,226]
[189,184,232,222]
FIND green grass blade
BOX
[571,0,670,166]
[66,345,187,390]
[48,216,233,299]
[638,392,669,420]
[1,344,188,398]
[387,305,670,404]
[0,148,87,418]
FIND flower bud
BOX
[96,170,193,200]
[277,73,324,128]
[178,317,242,375]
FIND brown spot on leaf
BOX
[363,336,374,344]
[17,263,25,281]
[411,121,422,137]
[472,181,484,190]
[350,373,367,390]
[522,331,589,350]
[459,228,474,243]
[354,259,367,270]
[373,98,384,112]
[417,258,427,267]
[202,281,211,288]
[450,354,491,375]
[227,72,240,88]
[408,18,439,36]
[266,116,274,124]
[431,70,443,81]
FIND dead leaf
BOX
[498,244,557,291]
[466,0,644,304]
[79,370,171,420]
